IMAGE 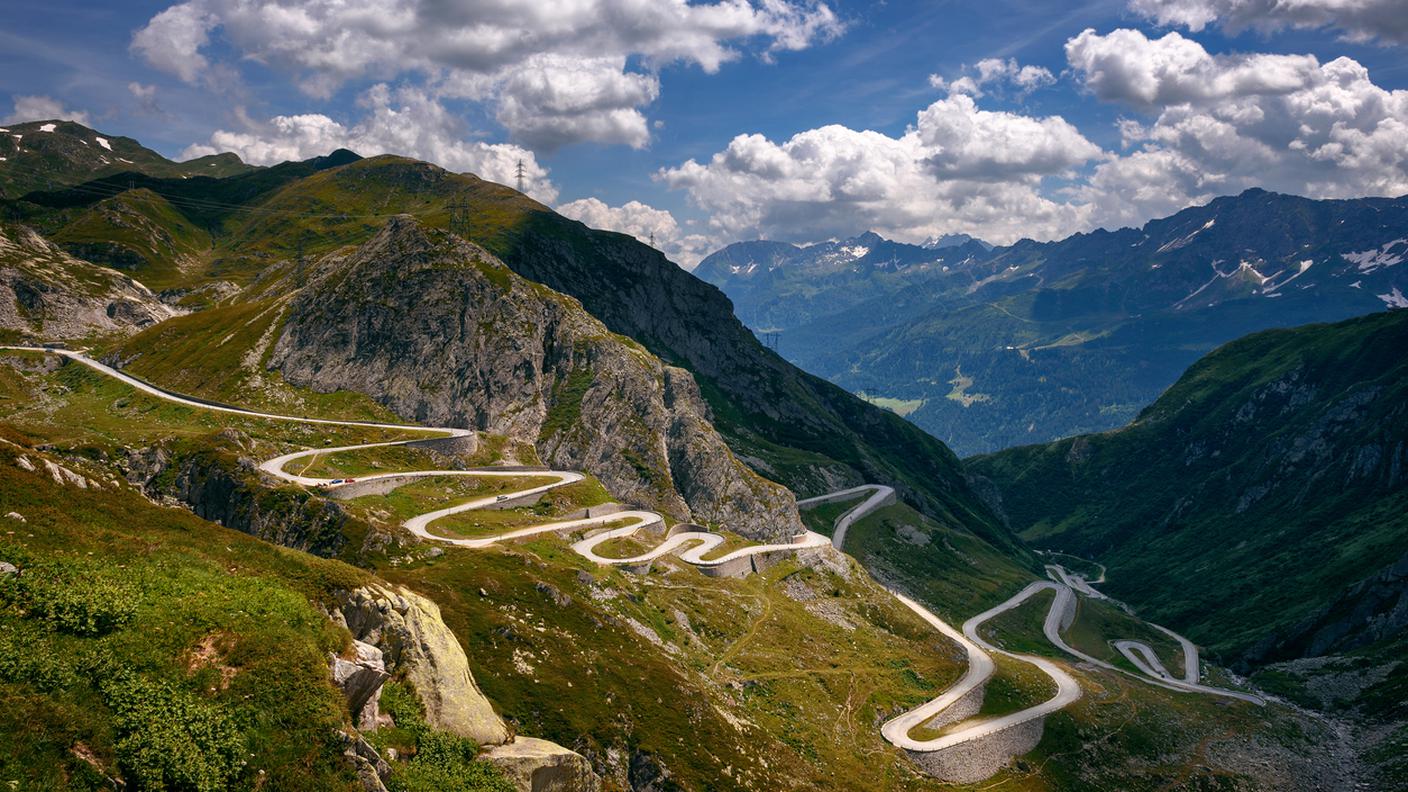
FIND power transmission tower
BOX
[515,159,526,194]
[447,202,470,237]
[294,234,307,285]
[649,231,655,248]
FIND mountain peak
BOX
[922,232,992,251]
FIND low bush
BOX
[100,670,246,792]
[3,559,137,636]
[377,681,514,792]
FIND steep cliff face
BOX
[502,206,1012,549]
[267,217,802,539]
[124,430,359,558]
[0,222,174,339]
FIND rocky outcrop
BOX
[485,737,601,792]
[331,583,510,746]
[332,640,388,730]
[0,223,174,339]
[124,435,353,557]
[1247,550,1408,666]
[267,217,802,540]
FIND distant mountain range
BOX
[696,190,1408,455]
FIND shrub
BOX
[0,622,76,691]
[6,560,137,637]
[378,681,514,792]
[100,671,246,792]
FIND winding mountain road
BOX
[8,346,1263,780]
[6,347,830,571]
[818,482,1262,767]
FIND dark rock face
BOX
[1249,551,1408,665]
[268,217,802,539]
[497,210,1012,551]
[125,438,353,557]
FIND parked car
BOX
[495,494,510,502]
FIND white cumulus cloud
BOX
[932,58,1056,98]
[557,197,712,268]
[3,95,91,126]
[658,93,1103,246]
[133,0,843,150]
[1069,28,1408,227]
[1130,0,1408,45]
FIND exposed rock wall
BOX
[332,583,511,746]
[125,436,353,557]
[907,716,1046,785]
[268,217,802,541]
[0,223,174,339]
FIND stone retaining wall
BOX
[324,475,420,500]
[405,434,479,456]
[907,715,1046,785]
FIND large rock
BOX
[331,639,388,730]
[267,216,802,541]
[333,584,510,746]
[485,737,601,792]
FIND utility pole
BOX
[515,159,526,194]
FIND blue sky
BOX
[4,0,1407,265]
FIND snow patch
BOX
[1155,218,1216,254]
[839,244,870,259]
[1263,260,1313,294]
[1349,281,1362,289]
[1377,287,1408,309]
[1342,239,1406,273]
[38,123,56,133]
[95,136,112,151]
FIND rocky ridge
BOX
[268,216,803,540]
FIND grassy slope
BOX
[970,309,1408,660]
[3,351,977,791]
[16,152,1020,564]
[44,189,213,290]
[4,329,1352,791]
[0,431,367,791]
[0,120,255,200]
[837,501,1033,622]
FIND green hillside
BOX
[969,309,1408,662]
[11,152,1017,555]
[0,120,254,199]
